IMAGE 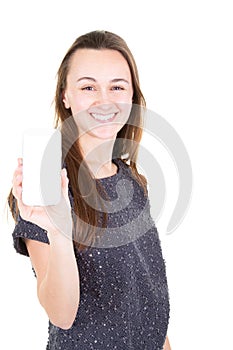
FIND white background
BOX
[0,0,232,349]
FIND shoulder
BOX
[12,216,49,256]
[114,158,130,171]
[116,158,148,195]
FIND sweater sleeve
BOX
[12,214,49,257]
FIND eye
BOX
[111,86,125,91]
[81,86,95,91]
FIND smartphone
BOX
[22,128,62,206]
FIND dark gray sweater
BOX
[12,158,170,350]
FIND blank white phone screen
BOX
[22,128,62,206]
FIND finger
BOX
[13,164,23,181]
[15,174,22,186]
[61,168,69,190]
[12,181,22,200]
[17,158,23,166]
[12,168,23,198]
[12,168,22,186]
[61,168,70,205]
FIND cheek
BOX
[118,99,133,120]
[69,92,95,115]
[115,91,133,104]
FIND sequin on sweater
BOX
[12,159,170,350]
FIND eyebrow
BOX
[76,77,130,84]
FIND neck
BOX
[78,134,117,179]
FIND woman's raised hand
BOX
[12,158,73,240]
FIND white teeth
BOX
[91,113,115,121]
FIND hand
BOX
[12,158,73,240]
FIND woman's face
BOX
[63,49,133,141]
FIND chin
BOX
[91,124,123,139]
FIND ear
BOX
[62,91,71,109]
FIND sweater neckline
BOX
[96,158,122,182]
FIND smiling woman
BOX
[62,49,134,156]
[8,30,171,350]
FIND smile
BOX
[91,113,117,123]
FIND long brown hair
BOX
[8,30,147,251]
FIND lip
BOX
[90,112,118,123]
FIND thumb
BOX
[61,168,70,200]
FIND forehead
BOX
[67,49,131,80]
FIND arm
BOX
[163,336,171,350]
[25,232,80,330]
[13,159,80,329]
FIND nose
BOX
[96,102,115,112]
[91,89,117,113]
[90,102,118,116]
[91,89,118,114]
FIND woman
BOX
[9,30,171,349]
